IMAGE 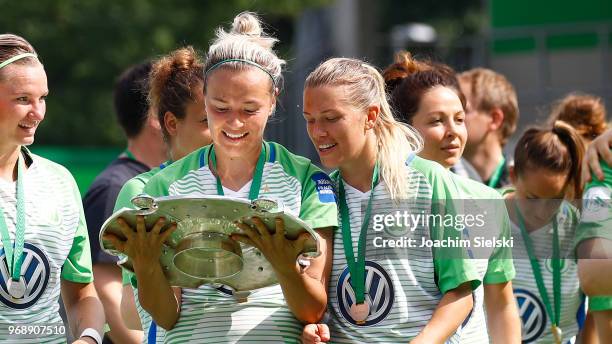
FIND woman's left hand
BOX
[232,217,310,276]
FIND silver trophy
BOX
[99,195,320,293]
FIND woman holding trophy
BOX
[103,11,337,343]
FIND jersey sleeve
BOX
[576,158,612,245]
[412,158,482,293]
[577,161,612,311]
[61,172,94,283]
[431,216,482,293]
[299,166,339,230]
[114,171,155,212]
[143,148,205,198]
[483,209,516,284]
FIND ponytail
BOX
[514,120,585,199]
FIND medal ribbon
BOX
[0,150,26,282]
[338,161,379,304]
[209,142,267,200]
[515,204,561,342]
[487,156,506,188]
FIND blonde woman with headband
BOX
[0,34,105,343]
[301,58,483,343]
[103,12,337,343]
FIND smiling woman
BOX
[0,47,46,152]
[383,51,467,169]
[300,57,491,344]
[0,33,105,344]
[102,12,338,344]
[381,51,521,344]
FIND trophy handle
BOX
[131,194,158,215]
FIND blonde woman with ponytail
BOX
[301,58,482,343]
[104,12,337,343]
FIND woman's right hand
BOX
[582,128,612,183]
[302,323,330,344]
[103,216,177,271]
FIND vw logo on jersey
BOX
[515,288,547,343]
[0,243,51,309]
[336,260,394,327]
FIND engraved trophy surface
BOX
[100,195,320,292]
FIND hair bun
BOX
[172,46,197,70]
[382,50,431,90]
[231,12,263,37]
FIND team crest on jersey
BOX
[582,187,611,222]
[515,288,547,343]
[37,202,63,227]
[311,172,336,203]
[544,257,570,274]
[336,260,394,326]
[0,243,51,309]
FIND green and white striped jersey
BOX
[326,156,481,343]
[577,155,612,244]
[115,165,165,344]
[576,154,612,311]
[0,149,93,343]
[450,174,515,344]
[509,200,582,344]
[142,142,338,343]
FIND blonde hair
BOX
[0,33,38,80]
[305,58,423,200]
[204,12,285,93]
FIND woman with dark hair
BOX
[505,121,593,343]
[382,51,519,343]
[116,46,212,343]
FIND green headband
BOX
[205,58,276,85]
[0,53,38,69]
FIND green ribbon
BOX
[338,161,379,304]
[0,150,27,282]
[209,143,267,200]
[487,156,506,188]
[515,204,561,330]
